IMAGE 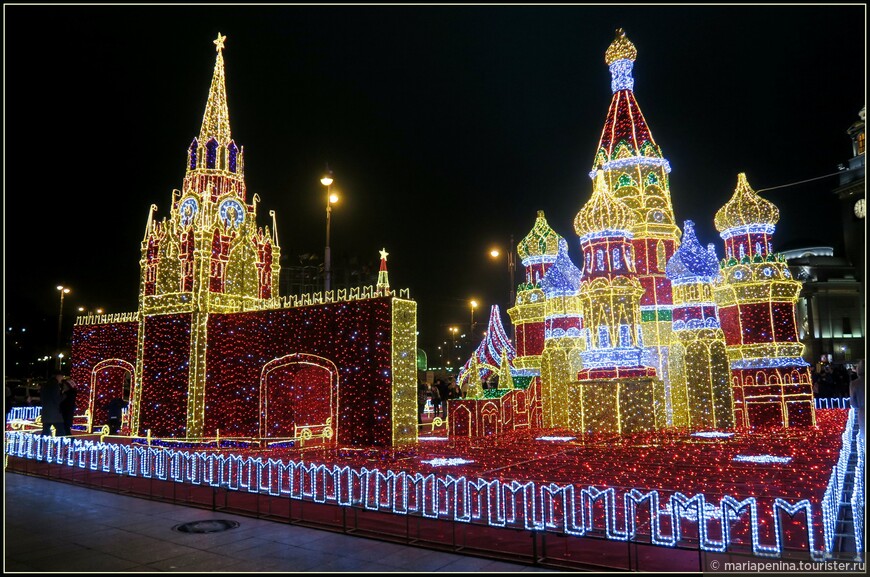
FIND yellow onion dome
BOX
[517,210,563,262]
[714,173,780,233]
[574,170,636,238]
[604,28,637,66]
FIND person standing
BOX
[436,378,449,416]
[59,378,78,435]
[105,398,128,435]
[41,372,67,436]
[430,380,442,419]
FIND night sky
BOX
[4,5,866,371]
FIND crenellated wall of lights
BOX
[5,408,859,559]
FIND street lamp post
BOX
[489,234,516,308]
[470,300,478,335]
[56,285,70,369]
[321,169,339,293]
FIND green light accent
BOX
[641,309,672,322]
[513,376,533,390]
[483,388,511,399]
[617,173,635,188]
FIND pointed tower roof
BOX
[541,238,582,297]
[591,29,669,176]
[376,248,391,294]
[666,220,720,284]
[517,210,563,263]
[457,305,517,386]
[714,173,780,233]
[198,33,232,146]
[574,170,636,239]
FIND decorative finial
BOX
[605,27,637,66]
[379,248,389,261]
[214,33,227,52]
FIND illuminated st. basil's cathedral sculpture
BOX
[458,29,814,435]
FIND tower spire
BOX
[199,33,232,146]
[377,248,391,295]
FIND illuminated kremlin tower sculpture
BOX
[666,220,734,430]
[593,29,681,421]
[137,33,280,437]
[568,171,667,433]
[712,174,815,428]
[71,35,418,447]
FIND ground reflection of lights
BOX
[421,457,475,466]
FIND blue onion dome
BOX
[541,238,583,297]
[666,220,720,283]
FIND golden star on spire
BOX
[379,248,389,261]
[213,33,227,52]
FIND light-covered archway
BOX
[89,359,135,433]
[259,353,338,445]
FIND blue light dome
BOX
[666,220,720,284]
[541,239,583,297]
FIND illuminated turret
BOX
[591,28,681,416]
[713,174,815,427]
[666,221,734,430]
[538,239,584,427]
[566,171,666,433]
[508,210,563,371]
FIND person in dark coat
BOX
[59,378,78,435]
[41,371,67,436]
[105,398,128,435]
[430,381,442,419]
[436,379,450,417]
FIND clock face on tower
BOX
[855,198,865,219]
[180,197,199,226]
[219,199,245,228]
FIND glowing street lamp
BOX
[488,235,516,308]
[321,168,339,292]
[56,285,70,368]
[470,300,478,334]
